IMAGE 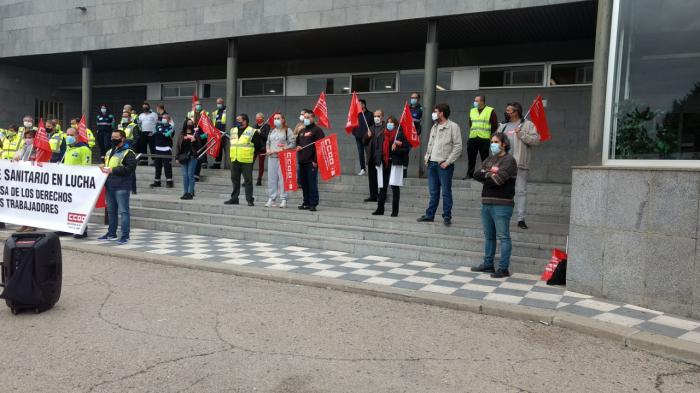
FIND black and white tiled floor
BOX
[40,227,700,344]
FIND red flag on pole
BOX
[278,149,298,191]
[528,95,551,142]
[197,114,221,159]
[399,101,421,147]
[77,114,89,144]
[344,92,362,134]
[315,133,341,181]
[313,92,331,128]
[34,118,52,163]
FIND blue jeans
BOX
[106,186,130,239]
[181,158,197,195]
[355,138,366,171]
[299,162,319,207]
[425,161,454,219]
[481,204,514,271]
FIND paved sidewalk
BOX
[15,225,698,346]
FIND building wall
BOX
[568,167,700,318]
[0,0,584,58]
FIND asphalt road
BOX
[0,249,698,393]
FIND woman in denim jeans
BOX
[175,119,204,200]
[471,133,518,278]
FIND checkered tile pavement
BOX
[37,227,700,345]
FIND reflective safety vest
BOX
[469,106,494,139]
[47,131,64,153]
[104,147,133,168]
[187,110,210,122]
[1,132,23,159]
[87,128,96,148]
[118,122,138,140]
[229,126,257,163]
[211,109,226,127]
[63,144,92,166]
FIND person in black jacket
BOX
[150,113,174,188]
[296,110,325,211]
[371,116,410,217]
[174,118,205,200]
[352,99,374,176]
[362,109,384,202]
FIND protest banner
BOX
[0,161,107,234]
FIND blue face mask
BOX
[386,123,395,131]
[490,142,501,155]
[101,108,107,114]
[273,119,282,128]
[303,118,311,126]
[65,135,76,145]
[409,98,418,106]
[161,119,169,125]
[473,101,479,109]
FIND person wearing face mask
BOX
[12,130,38,232]
[136,101,158,166]
[123,105,138,122]
[69,118,96,151]
[98,130,138,245]
[45,120,66,163]
[362,109,384,202]
[296,110,325,211]
[293,109,308,136]
[352,99,374,176]
[472,133,518,278]
[464,95,498,180]
[150,114,174,189]
[497,102,540,230]
[254,112,271,186]
[409,92,423,136]
[1,124,23,160]
[371,116,410,217]
[224,114,263,207]
[62,127,92,238]
[174,119,204,200]
[96,104,116,159]
[187,100,211,180]
[417,103,462,226]
[209,97,227,169]
[156,104,173,125]
[18,115,37,134]
[264,113,296,208]
[117,111,141,194]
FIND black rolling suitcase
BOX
[0,232,62,314]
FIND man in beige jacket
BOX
[497,102,540,229]
[417,103,463,226]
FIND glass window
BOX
[550,62,593,86]
[479,65,544,87]
[162,83,195,99]
[399,71,452,92]
[351,73,397,92]
[241,78,284,96]
[307,76,350,95]
[608,0,700,160]
[202,82,225,98]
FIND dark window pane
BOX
[480,66,543,87]
[550,63,593,86]
[352,73,396,92]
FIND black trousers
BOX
[367,161,378,200]
[466,137,491,177]
[195,155,206,177]
[136,133,156,164]
[230,161,254,202]
[377,164,400,215]
[154,157,172,180]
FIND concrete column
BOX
[413,19,438,178]
[224,38,238,169]
[81,52,92,127]
[587,0,613,165]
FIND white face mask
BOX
[23,121,32,128]
[373,117,381,125]
[431,112,439,121]
[299,115,305,122]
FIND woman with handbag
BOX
[175,119,204,200]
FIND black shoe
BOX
[180,194,188,200]
[364,197,377,202]
[182,193,193,200]
[132,190,137,195]
[371,209,384,215]
[309,206,317,212]
[194,176,200,183]
[298,205,309,210]
[256,179,262,186]
[416,215,434,222]
[491,269,511,278]
[471,264,496,273]
[462,174,473,180]
[149,181,161,188]
[517,220,528,229]
[210,163,221,169]
[443,217,452,226]
[390,212,398,217]
[224,199,239,205]
[247,201,255,207]
[73,232,88,239]
[166,180,174,188]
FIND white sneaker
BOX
[265,199,273,208]
[279,200,287,208]
[358,169,366,176]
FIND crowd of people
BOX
[0,92,541,277]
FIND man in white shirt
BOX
[137,101,158,165]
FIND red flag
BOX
[399,101,421,147]
[344,92,362,134]
[198,114,221,159]
[77,114,89,144]
[278,149,298,192]
[315,133,341,181]
[529,95,550,142]
[313,92,331,128]
[95,187,107,209]
[34,118,52,163]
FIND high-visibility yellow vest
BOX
[469,106,494,139]
[229,126,257,163]
[1,133,23,159]
[86,128,95,148]
[104,147,133,168]
[47,131,64,153]
[118,122,137,140]
[211,109,226,126]
[187,110,210,122]
[63,144,92,166]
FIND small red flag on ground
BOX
[34,118,52,163]
[313,92,331,128]
[77,114,89,144]
[278,149,298,191]
[95,187,107,209]
[315,133,341,181]
[198,114,221,159]
[529,95,551,142]
[399,101,421,147]
[345,92,362,134]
